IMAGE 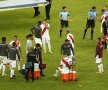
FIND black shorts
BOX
[86,19,95,28]
[61,20,69,28]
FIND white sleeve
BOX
[9,41,14,46]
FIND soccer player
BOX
[61,39,75,59]
[59,6,69,37]
[100,9,105,33]
[9,35,22,70]
[95,38,104,74]
[82,6,97,40]
[26,34,34,54]
[8,42,20,79]
[102,16,108,49]
[41,19,52,53]
[0,37,9,76]
[31,21,42,46]
[104,5,108,16]
[66,30,74,49]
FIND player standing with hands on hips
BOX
[82,6,97,40]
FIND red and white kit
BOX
[67,33,74,48]
[101,14,106,33]
[41,23,52,53]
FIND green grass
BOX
[0,0,108,90]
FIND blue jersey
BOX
[88,10,97,20]
[59,11,69,20]
[104,11,108,16]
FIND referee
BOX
[59,6,69,37]
[82,6,97,40]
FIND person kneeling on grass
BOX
[53,55,73,78]
[95,38,104,74]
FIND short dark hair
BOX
[14,35,17,38]
[101,9,105,12]
[38,21,42,25]
[62,6,66,10]
[26,34,33,39]
[105,16,108,20]
[36,43,41,47]
[65,39,69,42]
[92,6,96,9]
[2,37,6,42]
[97,38,101,41]
[12,42,16,46]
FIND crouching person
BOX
[53,56,72,78]
[8,42,20,79]
[25,47,37,82]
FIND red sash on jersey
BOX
[69,35,74,43]
[42,25,48,35]
[62,59,71,69]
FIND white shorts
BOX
[95,56,102,63]
[0,56,8,64]
[10,60,16,68]
[34,37,42,46]
[42,36,50,43]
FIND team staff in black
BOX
[25,47,37,82]
[33,7,40,17]
[34,43,45,76]
[83,6,97,40]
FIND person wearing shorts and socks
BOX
[9,35,22,71]
[95,38,104,74]
[41,19,52,53]
[8,42,20,79]
[83,6,97,40]
[59,6,69,37]
[0,37,9,76]
[31,21,42,46]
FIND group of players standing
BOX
[0,3,108,81]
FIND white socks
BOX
[98,64,104,73]
[107,45,108,52]
[2,65,6,76]
[10,69,14,78]
[43,42,52,53]
[0,63,3,71]
[43,43,46,53]
[17,61,20,70]
[48,42,52,53]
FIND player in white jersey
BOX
[66,30,74,49]
[26,34,34,54]
[9,35,22,70]
[100,9,106,33]
[41,19,52,53]
[53,56,72,78]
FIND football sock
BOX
[2,65,6,76]
[60,29,62,37]
[83,29,87,39]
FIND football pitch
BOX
[0,0,108,90]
